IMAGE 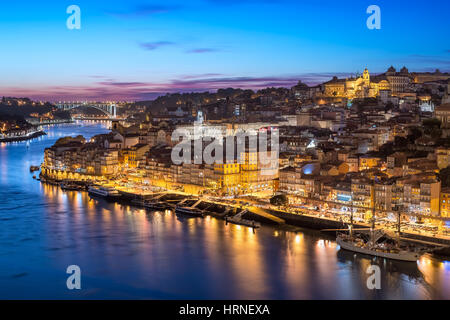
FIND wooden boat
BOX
[175,206,205,218]
[337,227,422,262]
[61,182,83,191]
[225,215,261,228]
[144,201,170,211]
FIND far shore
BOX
[0,130,46,143]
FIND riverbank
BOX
[27,119,74,126]
[4,121,448,300]
[0,130,46,143]
[265,208,450,247]
[38,173,450,253]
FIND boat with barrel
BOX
[30,165,40,173]
[144,200,171,211]
[60,181,84,191]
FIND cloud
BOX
[97,82,150,87]
[107,4,180,18]
[404,54,450,68]
[139,41,175,51]
[95,73,345,93]
[180,73,224,79]
[206,0,282,5]
[168,76,298,89]
[185,48,220,54]
[1,72,355,102]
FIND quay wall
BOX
[0,131,46,143]
[265,209,450,248]
[263,209,368,230]
[28,119,74,126]
[400,232,450,246]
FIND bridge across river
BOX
[56,102,117,118]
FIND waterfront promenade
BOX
[0,130,46,143]
[38,168,450,250]
[2,121,449,300]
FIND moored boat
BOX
[225,216,261,228]
[60,181,84,191]
[88,185,121,200]
[175,206,205,218]
[336,230,422,262]
[144,201,169,211]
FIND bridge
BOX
[56,102,117,118]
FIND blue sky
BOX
[0,0,449,101]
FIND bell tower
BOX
[443,79,450,104]
[363,68,370,85]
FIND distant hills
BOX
[0,98,71,120]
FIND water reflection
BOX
[0,122,449,299]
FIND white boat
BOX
[225,210,261,228]
[88,185,121,200]
[175,206,205,218]
[144,201,170,211]
[337,231,422,262]
[226,216,261,228]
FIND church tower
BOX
[443,79,450,104]
[362,68,370,86]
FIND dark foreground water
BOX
[0,121,449,299]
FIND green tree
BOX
[423,118,441,129]
[407,126,422,143]
[394,136,408,148]
[270,194,288,206]
[439,166,450,188]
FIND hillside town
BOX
[0,97,73,141]
[39,67,450,237]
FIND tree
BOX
[421,118,442,139]
[439,167,450,188]
[394,136,408,148]
[270,194,288,207]
[378,142,395,157]
[407,126,422,143]
[423,118,441,130]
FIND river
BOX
[0,121,449,299]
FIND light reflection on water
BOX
[0,122,449,299]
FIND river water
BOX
[0,121,449,299]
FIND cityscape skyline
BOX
[0,0,449,101]
[2,0,450,305]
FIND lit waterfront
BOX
[0,122,449,299]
